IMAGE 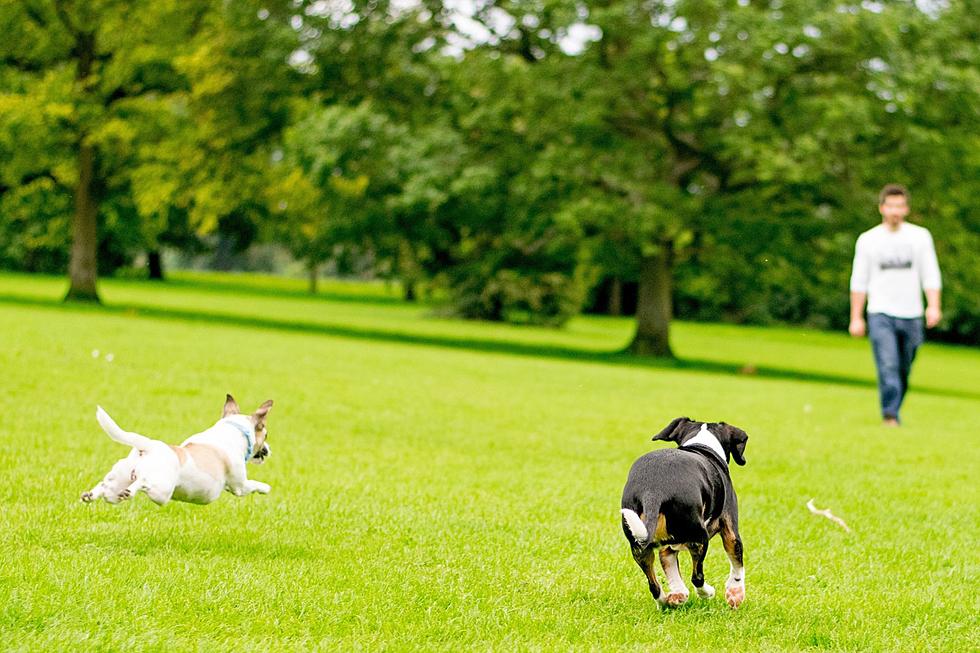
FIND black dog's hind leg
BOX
[633,550,667,606]
[688,540,716,598]
[721,520,745,608]
[623,513,666,605]
[659,547,690,606]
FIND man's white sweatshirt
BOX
[849,221,941,319]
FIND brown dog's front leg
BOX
[229,479,271,496]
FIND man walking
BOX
[849,184,942,426]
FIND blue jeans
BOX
[867,313,924,421]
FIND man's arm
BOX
[920,231,942,328]
[925,289,941,328]
[849,292,868,337]
[849,235,870,337]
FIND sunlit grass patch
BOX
[0,272,976,651]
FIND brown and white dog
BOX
[81,394,273,506]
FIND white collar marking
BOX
[685,423,727,464]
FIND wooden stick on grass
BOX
[806,499,851,533]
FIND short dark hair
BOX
[879,184,909,205]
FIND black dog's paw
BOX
[665,592,690,607]
[726,585,745,609]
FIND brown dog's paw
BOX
[665,592,689,607]
[725,586,745,609]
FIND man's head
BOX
[878,184,910,229]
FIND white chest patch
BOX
[685,424,727,463]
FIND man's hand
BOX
[848,317,866,338]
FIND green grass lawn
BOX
[0,271,977,652]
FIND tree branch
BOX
[0,170,71,196]
[19,0,49,29]
[1,54,47,72]
[102,77,187,107]
[52,0,80,38]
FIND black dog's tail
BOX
[621,496,663,552]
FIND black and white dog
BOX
[621,417,749,608]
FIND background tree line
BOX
[1,0,977,352]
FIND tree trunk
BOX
[212,232,236,270]
[65,138,100,302]
[403,280,417,302]
[608,277,623,316]
[399,239,419,302]
[147,250,164,280]
[65,31,101,303]
[629,249,674,357]
[308,262,318,294]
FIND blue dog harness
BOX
[223,419,255,461]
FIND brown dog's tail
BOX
[96,406,155,452]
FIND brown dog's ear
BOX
[652,417,693,443]
[719,423,749,466]
[252,400,273,424]
[223,394,240,418]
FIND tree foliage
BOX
[1,0,976,343]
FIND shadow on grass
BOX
[159,276,406,306]
[2,292,977,401]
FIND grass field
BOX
[0,271,977,652]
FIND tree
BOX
[428,46,592,325]
[545,0,961,354]
[270,102,404,291]
[0,1,211,300]
[288,0,458,298]
[154,1,299,278]
[0,1,299,295]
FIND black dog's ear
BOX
[652,417,693,443]
[719,422,749,465]
[222,394,240,418]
